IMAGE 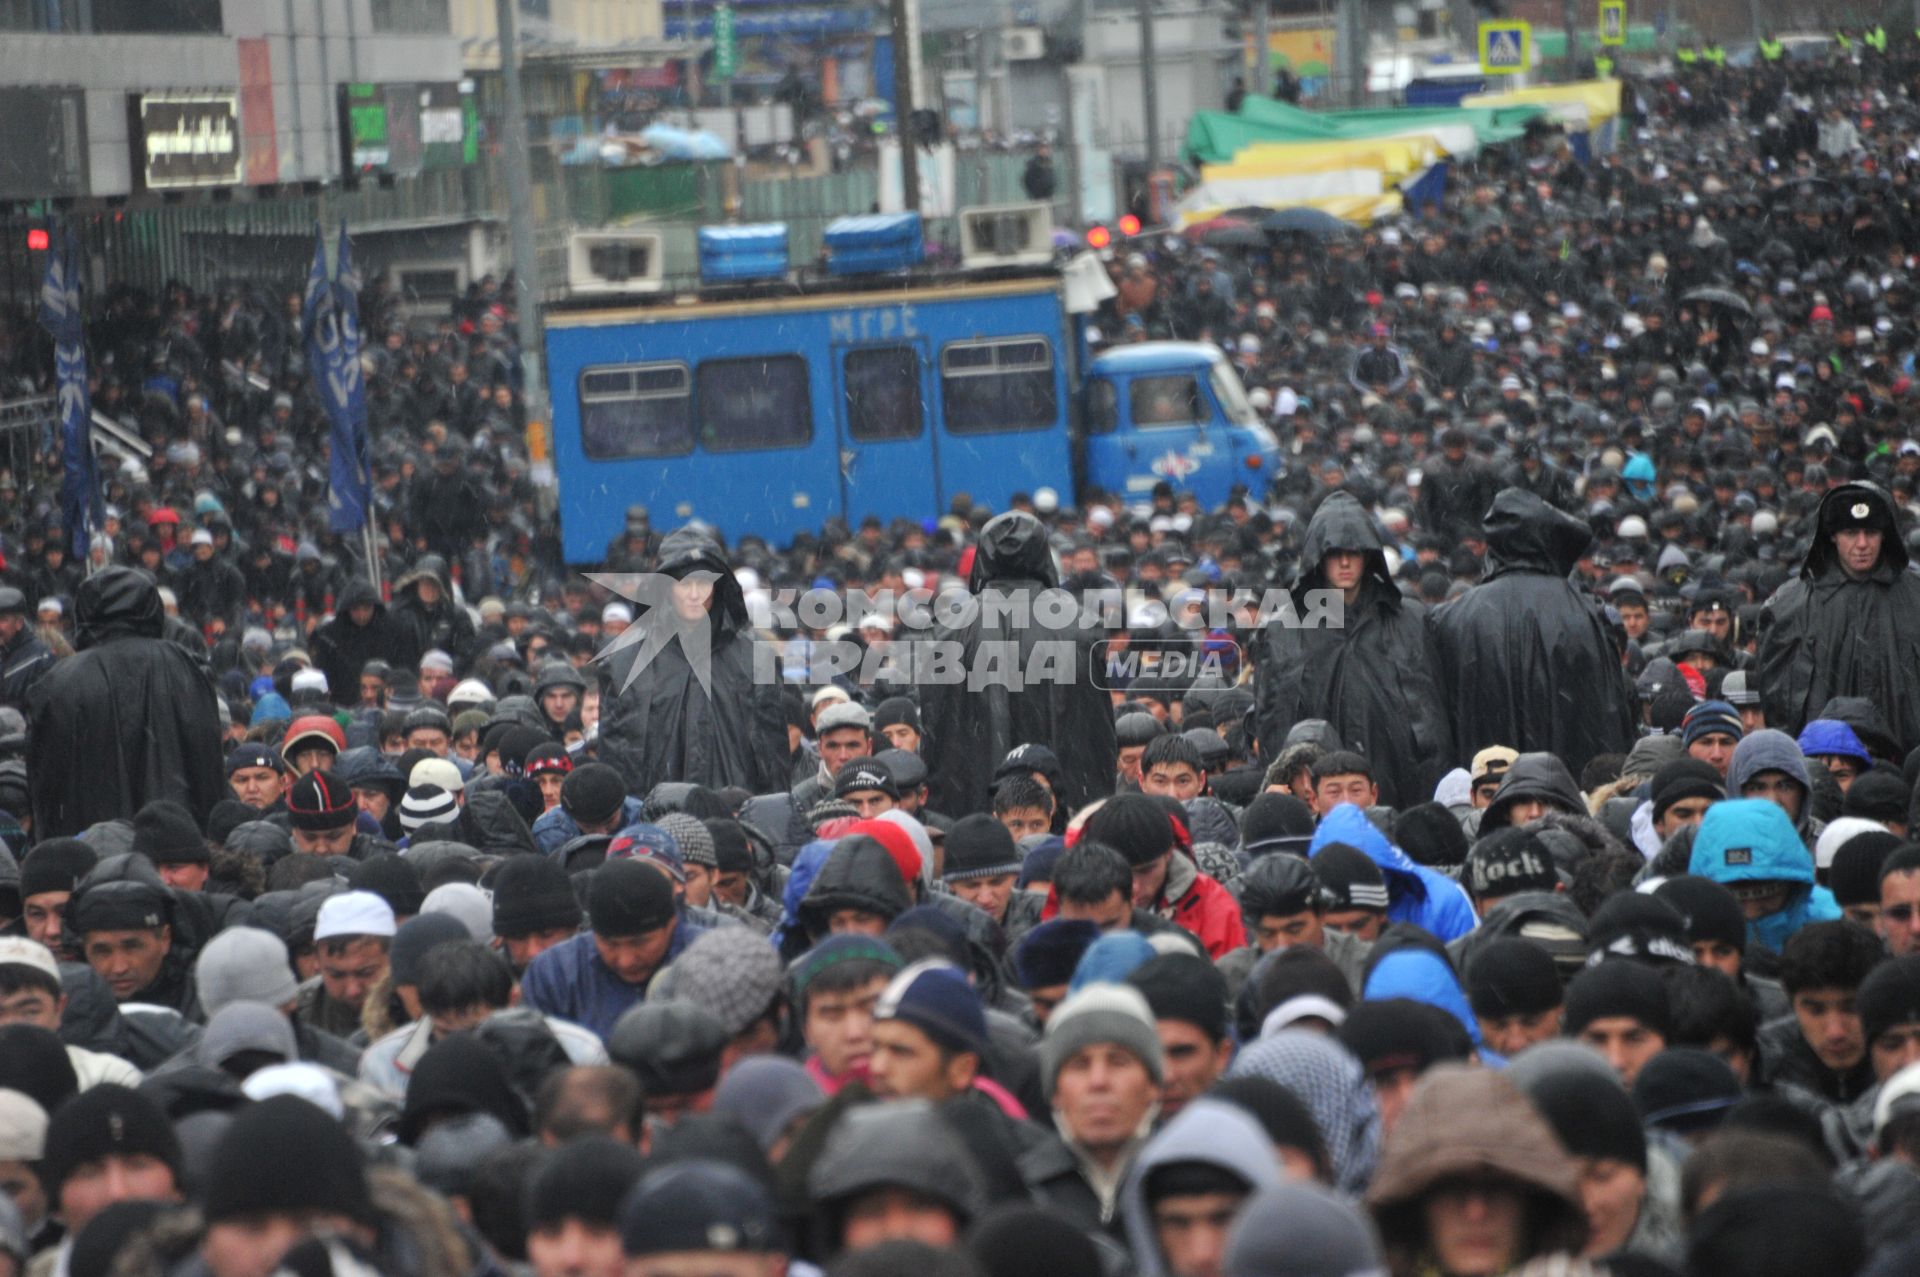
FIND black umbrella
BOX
[1681,285,1753,317]
[1260,206,1354,238]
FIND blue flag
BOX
[38,229,100,560]
[304,222,372,535]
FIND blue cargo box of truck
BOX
[698,224,790,283]
[824,212,923,275]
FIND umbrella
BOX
[1681,285,1753,317]
[1260,207,1353,238]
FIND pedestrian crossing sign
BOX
[1479,20,1531,74]
[1598,0,1626,46]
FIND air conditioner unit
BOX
[1001,27,1046,60]
[567,230,666,296]
[958,201,1054,269]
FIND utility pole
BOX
[891,0,921,210]
[1253,0,1270,94]
[1564,0,1580,75]
[494,0,549,455]
[1139,0,1161,169]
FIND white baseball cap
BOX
[314,891,397,942]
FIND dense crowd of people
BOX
[3,48,1920,1277]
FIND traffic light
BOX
[1086,225,1112,249]
[1118,214,1142,236]
[26,228,48,252]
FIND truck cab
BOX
[1081,342,1280,509]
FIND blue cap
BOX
[619,1159,782,1257]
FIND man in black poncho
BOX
[1255,490,1452,810]
[1756,481,1920,754]
[919,511,1116,819]
[1431,488,1634,779]
[595,526,790,797]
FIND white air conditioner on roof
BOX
[958,201,1054,269]
[567,229,666,296]
[1002,27,1045,60]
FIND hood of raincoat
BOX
[1802,482,1906,580]
[336,577,384,617]
[1479,752,1588,832]
[75,567,166,648]
[1483,488,1593,581]
[657,526,750,637]
[796,835,914,936]
[968,511,1059,591]
[1295,492,1395,602]
[1121,1099,1286,1277]
[809,1100,986,1250]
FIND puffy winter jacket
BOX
[1309,805,1478,942]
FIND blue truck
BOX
[544,214,1280,560]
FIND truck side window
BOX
[844,346,923,441]
[696,356,812,451]
[1085,379,1118,434]
[1129,375,1202,427]
[579,363,693,459]
[940,337,1057,434]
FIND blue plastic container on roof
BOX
[823,212,923,275]
[698,223,790,283]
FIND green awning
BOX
[1186,95,1547,166]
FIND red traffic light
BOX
[26,229,49,252]
[1118,214,1142,236]
[1086,225,1112,249]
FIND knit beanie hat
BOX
[1518,1063,1647,1171]
[19,838,97,898]
[875,960,989,1058]
[1681,700,1743,747]
[789,934,903,1004]
[399,785,460,833]
[834,759,899,800]
[1465,938,1564,1019]
[1127,953,1228,1041]
[1859,956,1920,1049]
[1082,794,1175,867]
[1070,932,1156,991]
[285,772,357,832]
[1013,920,1100,990]
[1843,769,1911,826]
[489,855,584,938]
[348,853,426,919]
[1586,892,1692,966]
[1829,830,1906,907]
[704,820,756,875]
[1630,1047,1741,1133]
[1650,758,1726,826]
[195,927,299,1015]
[969,1204,1106,1277]
[1564,960,1672,1038]
[526,1135,645,1230]
[656,813,717,869]
[562,764,628,827]
[1463,827,1559,901]
[1336,1000,1471,1080]
[206,801,256,850]
[654,926,784,1037]
[0,1026,78,1116]
[943,814,1023,881]
[390,913,472,987]
[589,859,677,938]
[1310,843,1389,912]
[1238,794,1316,857]
[1654,876,1746,953]
[132,801,207,866]
[42,1085,181,1197]
[1686,1185,1865,1277]
[1394,802,1470,869]
[202,1094,371,1224]
[196,1002,298,1072]
[1040,982,1164,1097]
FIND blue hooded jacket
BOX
[1363,948,1482,1047]
[1688,797,1840,953]
[1796,720,1873,766]
[774,837,837,954]
[1309,804,1478,941]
